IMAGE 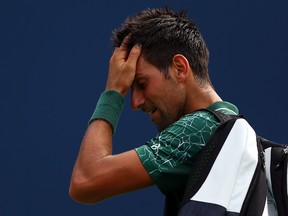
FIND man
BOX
[69,7,239,215]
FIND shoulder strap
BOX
[197,108,245,123]
[259,136,285,149]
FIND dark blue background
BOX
[1,0,287,215]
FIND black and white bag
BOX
[178,110,288,216]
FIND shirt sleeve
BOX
[135,110,220,194]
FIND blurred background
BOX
[1,0,287,215]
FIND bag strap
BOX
[199,108,244,123]
[259,136,284,149]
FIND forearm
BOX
[70,90,124,202]
[72,120,113,180]
[74,90,124,171]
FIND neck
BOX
[185,85,222,114]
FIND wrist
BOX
[89,90,125,134]
[105,84,128,96]
[105,87,126,97]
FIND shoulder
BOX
[176,109,220,127]
[135,102,239,193]
[139,109,221,155]
[150,109,220,147]
[135,110,221,191]
[207,101,239,115]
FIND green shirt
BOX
[135,101,239,210]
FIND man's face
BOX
[131,56,185,131]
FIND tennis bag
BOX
[178,110,288,216]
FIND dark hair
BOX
[112,7,211,86]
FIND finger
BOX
[112,35,131,60]
[114,34,131,52]
[119,34,131,50]
[125,44,142,66]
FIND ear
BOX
[171,54,190,83]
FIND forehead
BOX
[136,55,161,77]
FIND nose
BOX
[131,87,145,110]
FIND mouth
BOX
[143,107,157,115]
[149,107,158,122]
[151,107,157,114]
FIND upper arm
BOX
[69,149,154,203]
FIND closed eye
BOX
[137,80,146,89]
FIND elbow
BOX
[69,177,105,204]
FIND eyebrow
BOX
[135,72,146,79]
